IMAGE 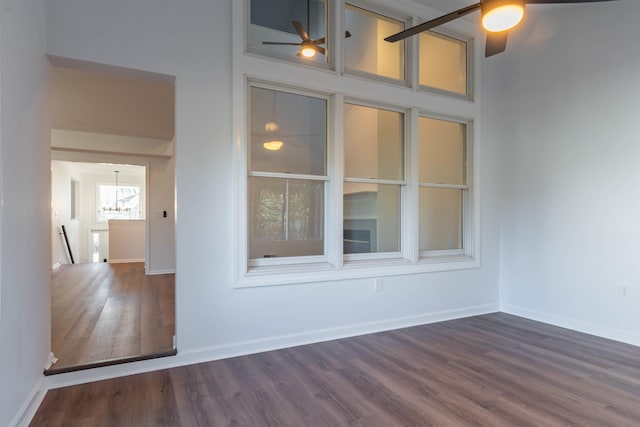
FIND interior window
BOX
[418,116,467,252]
[344,4,405,81]
[419,32,468,96]
[249,0,328,64]
[248,85,328,260]
[343,103,404,255]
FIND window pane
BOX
[344,104,403,181]
[344,5,404,81]
[419,187,462,251]
[248,177,324,259]
[420,32,467,95]
[419,117,466,185]
[250,86,327,176]
[249,0,327,63]
[98,184,141,221]
[344,183,400,254]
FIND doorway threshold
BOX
[44,349,177,376]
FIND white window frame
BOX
[343,1,411,86]
[418,28,474,100]
[232,0,482,287]
[342,99,408,264]
[417,112,474,260]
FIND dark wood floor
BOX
[33,313,640,426]
[49,262,175,373]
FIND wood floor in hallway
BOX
[49,262,175,374]
[33,313,640,426]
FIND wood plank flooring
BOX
[49,262,175,374]
[33,313,640,426]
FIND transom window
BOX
[420,31,469,97]
[344,4,405,82]
[249,0,328,64]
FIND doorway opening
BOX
[47,57,176,374]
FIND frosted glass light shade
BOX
[482,2,524,32]
[263,140,283,151]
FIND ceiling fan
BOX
[384,0,618,58]
[261,0,351,58]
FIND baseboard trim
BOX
[501,304,640,348]
[45,303,498,389]
[107,258,145,264]
[147,269,175,275]
[10,377,46,427]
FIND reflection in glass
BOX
[344,104,404,181]
[344,183,400,254]
[419,117,466,185]
[420,32,467,95]
[250,86,327,176]
[419,187,462,251]
[249,0,327,63]
[345,4,404,80]
[249,177,324,259]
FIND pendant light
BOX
[263,91,284,151]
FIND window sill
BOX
[236,254,479,288]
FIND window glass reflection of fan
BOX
[261,0,351,58]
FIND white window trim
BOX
[232,0,483,288]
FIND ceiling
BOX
[50,63,175,141]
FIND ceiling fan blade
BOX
[485,31,509,57]
[312,37,325,44]
[262,42,302,46]
[526,0,618,3]
[316,46,326,56]
[385,3,481,43]
[292,20,310,41]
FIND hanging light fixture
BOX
[263,91,284,151]
[482,0,525,33]
[101,170,131,214]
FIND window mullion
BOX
[405,107,419,263]
[330,93,345,269]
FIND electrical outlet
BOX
[374,278,383,292]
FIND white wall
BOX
[51,161,80,265]
[44,0,499,377]
[0,0,50,425]
[488,2,640,345]
[109,220,145,262]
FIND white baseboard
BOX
[52,262,62,270]
[45,303,499,389]
[10,377,46,427]
[107,258,145,264]
[147,269,175,275]
[502,304,640,348]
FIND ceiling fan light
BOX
[300,43,317,58]
[263,140,283,151]
[482,1,524,32]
